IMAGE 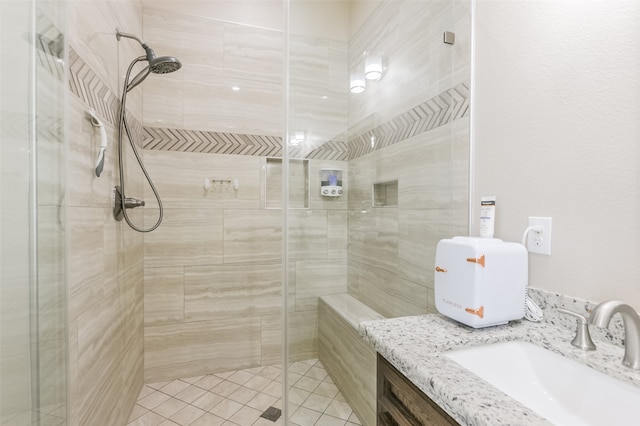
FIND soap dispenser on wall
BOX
[320,168,343,197]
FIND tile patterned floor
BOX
[127,359,361,426]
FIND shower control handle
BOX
[113,186,145,222]
[124,198,145,209]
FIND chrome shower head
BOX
[150,56,182,74]
[116,28,182,91]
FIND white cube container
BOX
[434,237,528,328]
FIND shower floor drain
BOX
[260,406,282,422]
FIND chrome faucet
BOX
[588,300,640,370]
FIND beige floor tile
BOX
[315,414,347,426]
[194,375,224,390]
[127,410,166,426]
[243,374,271,392]
[304,366,328,381]
[214,370,236,380]
[153,397,188,419]
[138,390,172,410]
[262,380,282,398]
[288,361,312,375]
[294,376,321,393]
[169,404,206,426]
[289,406,322,426]
[190,412,226,426]
[257,365,281,380]
[244,365,265,374]
[228,405,263,425]
[160,380,191,396]
[347,412,361,425]
[228,386,259,405]
[181,375,205,384]
[246,392,278,412]
[128,404,149,422]
[175,385,207,404]
[211,380,241,397]
[191,391,225,412]
[137,386,157,400]
[324,400,352,421]
[313,381,339,399]
[147,380,172,390]
[302,393,332,412]
[287,403,300,416]
[287,372,302,386]
[209,398,243,420]
[227,370,255,386]
[288,387,310,405]
[253,417,282,426]
[130,359,358,426]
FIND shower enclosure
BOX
[0,0,469,424]
[1,0,67,424]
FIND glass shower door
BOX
[0,0,67,424]
[285,0,469,424]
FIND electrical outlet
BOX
[527,217,552,255]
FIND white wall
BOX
[473,0,640,310]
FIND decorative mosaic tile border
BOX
[67,46,468,161]
[68,48,119,127]
[347,81,470,160]
[142,127,283,157]
[289,138,349,161]
[68,47,144,145]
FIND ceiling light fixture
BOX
[350,70,366,94]
[365,55,383,80]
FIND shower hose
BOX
[117,55,163,233]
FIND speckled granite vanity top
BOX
[359,314,640,426]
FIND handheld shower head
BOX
[116,28,182,91]
[150,56,182,74]
[125,55,182,92]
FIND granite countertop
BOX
[359,314,640,426]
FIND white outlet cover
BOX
[527,217,552,255]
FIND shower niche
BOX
[266,158,309,209]
[373,180,399,208]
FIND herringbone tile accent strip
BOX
[68,47,145,147]
[143,127,283,157]
[67,46,468,161]
[68,48,120,127]
[347,81,470,160]
[289,137,349,161]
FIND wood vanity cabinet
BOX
[377,354,459,426]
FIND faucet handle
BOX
[558,308,597,351]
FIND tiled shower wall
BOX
[346,0,471,318]
[140,6,350,382]
[66,0,146,424]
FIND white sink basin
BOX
[445,341,640,425]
